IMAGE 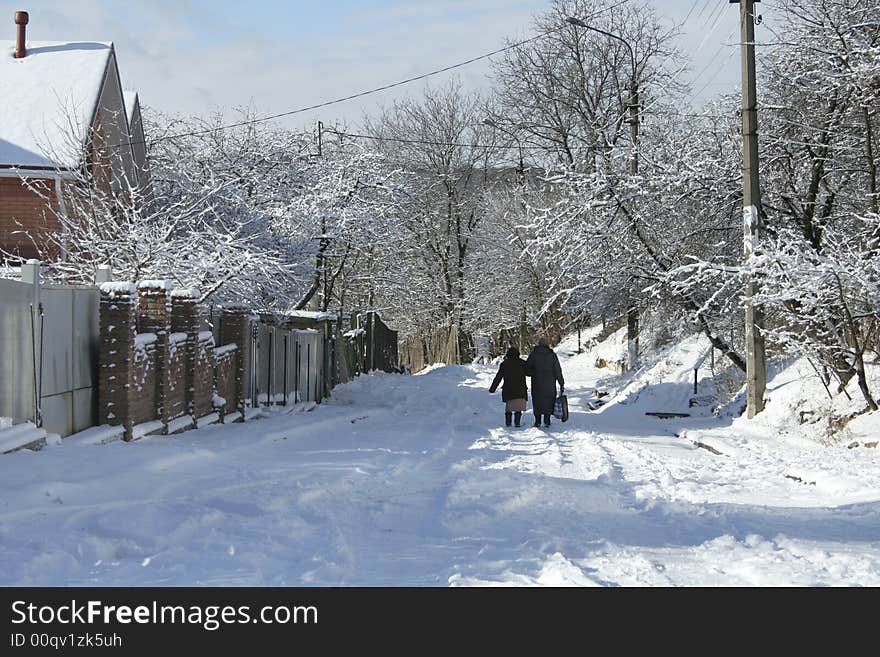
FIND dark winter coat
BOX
[525,345,564,415]
[489,357,528,402]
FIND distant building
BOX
[0,11,149,261]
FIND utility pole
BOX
[733,0,766,417]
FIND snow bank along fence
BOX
[1,261,109,449]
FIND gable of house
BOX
[123,90,151,198]
[0,38,141,261]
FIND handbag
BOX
[553,393,569,422]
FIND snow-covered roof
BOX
[285,310,337,322]
[0,41,113,168]
[123,89,138,127]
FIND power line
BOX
[690,25,739,89]
[327,111,733,152]
[127,0,634,150]
[693,0,714,21]
[590,0,730,137]
[692,45,739,100]
[148,30,561,146]
[700,0,728,36]
[328,128,547,151]
[682,0,704,24]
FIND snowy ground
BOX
[2,331,880,586]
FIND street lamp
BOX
[565,16,638,177]
[566,15,641,370]
[483,118,525,182]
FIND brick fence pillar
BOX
[220,306,249,419]
[170,289,200,419]
[137,281,169,432]
[98,282,136,440]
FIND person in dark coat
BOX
[489,347,528,427]
[524,337,564,428]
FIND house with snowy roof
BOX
[0,11,149,261]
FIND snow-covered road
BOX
[2,335,880,586]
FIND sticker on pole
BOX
[743,205,759,256]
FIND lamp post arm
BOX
[565,16,635,76]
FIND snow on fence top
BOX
[170,288,200,299]
[214,344,237,358]
[198,331,214,343]
[137,280,171,290]
[99,282,136,296]
[0,41,113,168]
[344,328,366,338]
[169,332,188,344]
[134,332,157,349]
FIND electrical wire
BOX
[682,0,705,25]
[693,0,714,22]
[110,0,633,151]
[326,110,732,153]
[589,2,731,137]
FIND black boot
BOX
[543,413,552,428]
[514,411,522,427]
[505,411,512,427]
[533,412,541,427]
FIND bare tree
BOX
[365,79,495,360]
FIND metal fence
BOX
[246,322,325,405]
[208,311,333,408]
[3,264,399,440]
[40,284,100,435]
[0,265,101,437]
[0,277,39,426]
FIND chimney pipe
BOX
[14,11,28,59]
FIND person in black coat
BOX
[525,337,564,428]
[489,347,528,427]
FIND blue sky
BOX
[0,1,767,130]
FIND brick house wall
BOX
[0,177,61,260]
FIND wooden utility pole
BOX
[733,0,766,417]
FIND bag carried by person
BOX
[553,393,569,422]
